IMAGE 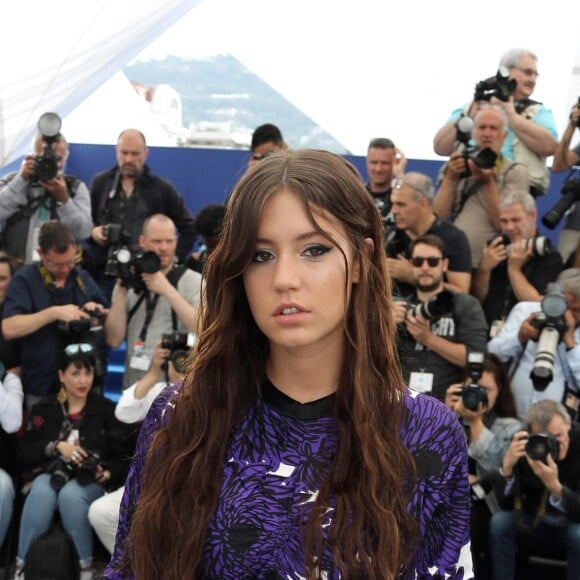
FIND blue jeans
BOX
[0,468,14,547]
[17,473,104,568]
[490,509,580,580]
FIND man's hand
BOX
[392,300,407,325]
[140,271,172,295]
[490,95,518,122]
[445,151,468,180]
[526,453,563,499]
[55,304,90,323]
[39,175,68,203]
[562,308,576,349]
[469,162,495,183]
[507,239,532,270]
[480,236,507,271]
[405,313,431,343]
[518,313,540,345]
[91,225,109,246]
[392,147,407,179]
[387,255,413,282]
[444,383,463,412]
[502,430,529,477]
[18,155,37,181]
[151,341,171,373]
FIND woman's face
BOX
[58,363,94,401]
[479,370,499,410]
[243,188,359,358]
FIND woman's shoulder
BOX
[401,390,465,451]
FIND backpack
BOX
[23,524,80,580]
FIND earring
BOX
[57,383,67,404]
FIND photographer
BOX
[488,269,580,420]
[394,234,488,401]
[551,100,580,263]
[445,353,523,580]
[433,48,557,198]
[472,190,563,332]
[0,119,92,267]
[490,399,580,579]
[13,347,133,579]
[433,105,529,268]
[105,214,201,389]
[364,137,406,215]
[83,128,196,301]
[1,221,108,409]
[88,339,188,554]
[385,172,472,295]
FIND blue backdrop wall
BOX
[3,144,572,244]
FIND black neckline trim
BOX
[261,379,335,420]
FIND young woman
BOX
[106,150,472,579]
[15,347,133,579]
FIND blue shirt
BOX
[3,264,107,396]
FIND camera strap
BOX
[514,480,549,528]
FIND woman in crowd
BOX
[106,149,472,579]
[14,346,132,579]
[445,352,523,580]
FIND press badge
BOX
[409,372,433,393]
[130,341,151,371]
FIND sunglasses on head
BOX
[64,343,94,356]
[411,256,443,267]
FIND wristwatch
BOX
[499,466,514,481]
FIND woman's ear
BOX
[352,237,374,284]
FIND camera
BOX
[47,458,75,491]
[31,112,62,184]
[474,67,517,102]
[525,432,560,462]
[541,169,580,230]
[407,288,455,321]
[461,352,488,411]
[103,224,132,279]
[76,451,101,486]
[161,332,192,374]
[453,112,498,178]
[529,286,569,391]
[486,233,556,258]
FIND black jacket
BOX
[84,164,196,269]
[18,391,137,490]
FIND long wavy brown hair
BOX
[126,150,418,579]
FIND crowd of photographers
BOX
[380,47,580,579]
[1,45,580,578]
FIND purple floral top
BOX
[105,382,473,579]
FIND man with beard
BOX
[394,234,488,401]
[105,214,202,390]
[83,129,196,300]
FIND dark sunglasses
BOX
[411,256,443,267]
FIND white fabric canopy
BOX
[0,0,201,166]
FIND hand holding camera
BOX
[480,236,508,271]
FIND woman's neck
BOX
[266,344,343,404]
[66,395,87,415]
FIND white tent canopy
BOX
[1,0,579,165]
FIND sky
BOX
[131,0,580,159]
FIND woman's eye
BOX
[303,244,332,257]
[252,250,274,263]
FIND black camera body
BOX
[30,112,63,185]
[474,67,517,102]
[530,287,569,391]
[526,432,559,462]
[104,224,132,279]
[541,171,580,230]
[161,332,191,374]
[76,451,101,486]
[407,289,455,321]
[461,352,488,411]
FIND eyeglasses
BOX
[513,67,539,78]
[43,256,76,269]
[411,256,443,267]
[65,343,94,356]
